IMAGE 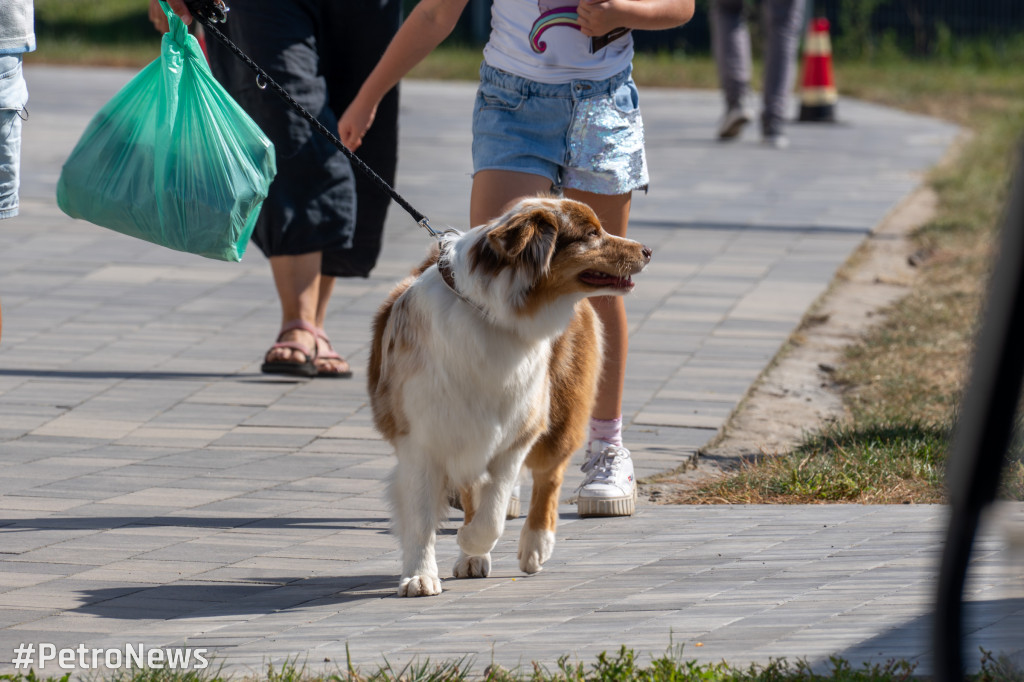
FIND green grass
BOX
[677,423,949,504]
[32,0,163,67]
[2,646,1021,681]
[825,59,1024,502]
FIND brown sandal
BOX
[260,320,318,377]
[314,328,353,378]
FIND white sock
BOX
[589,416,623,450]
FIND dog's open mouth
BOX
[579,270,635,291]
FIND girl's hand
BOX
[576,0,623,37]
[577,0,695,34]
[338,97,378,152]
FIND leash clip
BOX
[185,0,229,23]
[419,218,454,241]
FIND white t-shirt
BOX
[482,0,634,83]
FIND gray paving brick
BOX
[0,66,1017,677]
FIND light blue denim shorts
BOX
[0,54,28,220]
[471,62,649,195]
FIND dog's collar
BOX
[437,242,459,293]
[437,240,489,318]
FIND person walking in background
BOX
[150,0,401,378]
[339,0,694,517]
[1,0,34,342]
[1,0,33,222]
[711,0,804,148]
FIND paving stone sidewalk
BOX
[0,65,1020,676]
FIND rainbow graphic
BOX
[529,6,582,53]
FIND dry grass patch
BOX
[677,60,1024,505]
[672,422,948,504]
[838,67,1023,430]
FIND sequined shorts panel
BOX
[471,62,649,196]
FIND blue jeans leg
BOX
[0,54,28,220]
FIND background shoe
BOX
[577,441,637,517]
[506,485,521,519]
[717,106,752,139]
[761,118,790,149]
[763,132,791,149]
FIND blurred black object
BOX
[184,0,228,23]
[934,142,1024,679]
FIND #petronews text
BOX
[12,642,210,671]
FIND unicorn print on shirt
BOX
[529,0,630,54]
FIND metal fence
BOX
[809,0,1024,57]
[435,0,1024,57]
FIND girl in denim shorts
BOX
[340,0,695,517]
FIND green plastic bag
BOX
[56,2,276,262]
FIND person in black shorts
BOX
[151,0,400,377]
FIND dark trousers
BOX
[711,0,804,133]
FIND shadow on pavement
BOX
[72,576,399,620]
[0,369,246,381]
[0,516,390,532]
[831,597,1024,673]
[630,219,872,235]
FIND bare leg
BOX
[265,253,322,365]
[312,274,351,375]
[470,169,553,226]
[563,189,633,421]
[314,275,335,328]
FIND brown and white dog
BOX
[368,196,651,596]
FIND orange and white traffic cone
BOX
[798,17,838,122]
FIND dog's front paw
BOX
[457,521,498,557]
[453,552,491,578]
[397,575,442,597]
[518,528,555,574]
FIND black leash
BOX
[181,0,444,239]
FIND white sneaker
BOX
[506,484,521,520]
[577,441,637,517]
[717,105,752,140]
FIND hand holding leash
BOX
[163,0,437,238]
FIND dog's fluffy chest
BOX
[397,277,555,463]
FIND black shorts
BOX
[206,0,400,277]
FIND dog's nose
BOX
[641,246,653,263]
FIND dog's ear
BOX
[486,207,558,271]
